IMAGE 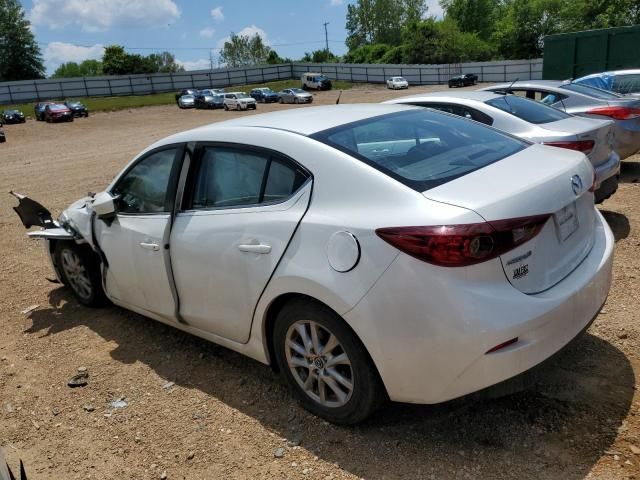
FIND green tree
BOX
[440,0,500,40]
[300,49,341,63]
[51,59,103,78]
[147,51,184,73]
[0,0,44,81]
[219,33,272,67]
[102,45,130,75]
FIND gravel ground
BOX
[1,84,639,480]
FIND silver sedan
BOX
[177,94,195,109]
[482,81,640,159]
[385,91,621,203]
[278,88,313,104]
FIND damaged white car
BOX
[12,104,613,424]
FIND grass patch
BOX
[3,79,353,115]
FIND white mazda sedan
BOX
[12,104,614,424]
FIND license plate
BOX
[554,202,579,242]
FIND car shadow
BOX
[620,160,640,183]
[25,288,635,479]
[600,210,630,242]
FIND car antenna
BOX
[336,90,342,105]
[500,77,518,95]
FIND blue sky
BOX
[20,0,443,74]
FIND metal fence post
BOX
[170,72,175,90]
[480,65,484,82]
[504,64,507,82]
[7,84,13,103]
[34,81,40,101]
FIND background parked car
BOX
[250,87,279,103]
[175,89,197,104]
[64,101,89,118]
[200,88,225,96]
[177,94,196,109]
[34,102,54,121]
[301,72,332,90]
[44,104,73,123]
[574,69,640,96]
[278,88,313,104]
[386,91,620,203]
[386,77,409,89]
[448,73,478,88]
[194,92,224,109]
[483,81,640,159]
[1,109,26,124]
[223,92,257,111]
[0,129,5,143]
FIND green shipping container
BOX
[543,25,640,80]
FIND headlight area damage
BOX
[9,191,108,288]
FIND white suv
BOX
[223,92,257,111]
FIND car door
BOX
[96,145,184,320]
[170,144,312,343]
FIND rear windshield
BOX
[485,95,570,124]
[560,83,622,99]
[311,109,527,191]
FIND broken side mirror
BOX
[92,191,117,220]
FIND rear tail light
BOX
[586,106,640,120]
[543,140,595,155]
[376,215,551,267]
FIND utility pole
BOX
[209,50,214,71]
[323,22,330,52]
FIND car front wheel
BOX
[273,299,386,424]
[55,242,107,307]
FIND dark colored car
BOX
[43,104,73,123]
[448,73,478,88]
[175,89,197,104]
[64,101,89,118]
[250,87,279,103]
[194,92,224,109]
[0,129,5,143]
[1,109,26,124]
[34,102,54,121]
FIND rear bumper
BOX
[613,124,640,159]
[344,209,614,404]
[594,150,620,188]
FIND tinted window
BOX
[190,147,308,209]
[560,83,622,99]
[113,148,177,214]
[612,74,640,94]
[414,103,493,126]
[312,110,527,191]
[485,95,570,124]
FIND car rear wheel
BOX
[55,242,107,307]
[273,299,386,424]
[224,104,229,111]
[279,98,284,104]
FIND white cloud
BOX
[44,42,104,73]
[200,27,215,38]
[217,25,270,49]
[329,0,343,5]
[210,6,224,22]
[30,0,180,31]
[426,0,443,18]
[177,58,212,71]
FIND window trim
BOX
[109,143,186,216]
[181,142,312,212]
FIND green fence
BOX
[544,25,640,80]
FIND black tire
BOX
[279,97,284,104]
[54,242,107,307]
[294,97,299,104]
[273,299,386,424]
[85,112,89,117]
[224,104,229,111]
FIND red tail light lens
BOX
[543,140,595,154]
[586,106,640,120]
[376,215,551,267]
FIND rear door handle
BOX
[140,242,160,251]
[238,244,271,254]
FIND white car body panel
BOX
[23,104,614,407]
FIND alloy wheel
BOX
[60,248,93,301]
[285,320,354,408]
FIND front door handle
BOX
[238,244,271,254]
[140,242,160,251]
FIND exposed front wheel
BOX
[55,242,107,307]
[273,299,386,424]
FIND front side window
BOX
[112,148,177,214]
[485,95,571,124]
[189,147,308,209]
[312,110,527,191]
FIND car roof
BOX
[388,91,500,103]
[487,80,566,89]
[181,104,420,136]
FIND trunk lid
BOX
[539,116,614,167]
[423,144,596,294]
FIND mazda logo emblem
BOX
[571,175,583,195]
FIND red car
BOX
[44,104,73,123]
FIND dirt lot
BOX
[1,83,639,479]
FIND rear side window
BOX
[188,147,308,209]
[560,83,622,99]
[612,74,640,94]
[413,102,493,126]
[485,95,571,124]
[311,110,527,191]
